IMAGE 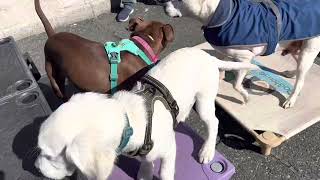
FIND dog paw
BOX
[137,161,153,180]
[165,6,182,17]
[281,70,296,79]
[137,171,152,180]
[240,92,250,104]
[234,86,249,105]
[199,145,215,164]
[242,96,250,104]
[282,98,296,109]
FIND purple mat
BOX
[108,123,235,180]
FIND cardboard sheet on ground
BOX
[194,42,320,139]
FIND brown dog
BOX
[35,0,174,100]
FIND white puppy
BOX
[35,47,258,180]
[182,0,320,108]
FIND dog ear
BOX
[162,24,174,45]
[65,136,116,180]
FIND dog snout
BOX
[129,17,144,24]
[128,17,145,31]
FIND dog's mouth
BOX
[130,31,139,37]
[130,32,154,43]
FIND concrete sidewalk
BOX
[0,0,110,40]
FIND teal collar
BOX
[116,114,133,154]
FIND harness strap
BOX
[264,0,282,55]
[253,0,282,37]
[104,39,155,93]
[140,75,179,121]
[253,0,282,55]
[105,42,121,94]
[128,75,179,156]
[137,87,158,156]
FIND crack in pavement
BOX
[270,154,299,174]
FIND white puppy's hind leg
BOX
[137,158,154,180]
[283,39,320,108]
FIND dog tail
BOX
[214,58,259,71]
[34,0,55,37]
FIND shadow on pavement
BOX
[216,105,261,153]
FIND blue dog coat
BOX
[203,0,320,55]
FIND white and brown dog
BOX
[182,0,320,108]
[35,47,257,180]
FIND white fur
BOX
[164,1,182,17]
[35,47,258,180]
[182,0,320,108]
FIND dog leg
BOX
[45,60,64,99]
[218,56,233,81]
[55,70,67,101]
[219,70,225,81]
[233,52,255,103]
[164,1,182,17]
[137,158,154,180]
[196,93,219,164]
[281,50,300,79]
[283,39,320,108]
[234,69,250,103]
[281,70,297,79]
[220,49,255,103]
[159,137,176,180]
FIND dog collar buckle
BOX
[109,52,120,64]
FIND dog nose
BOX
[130,17,144,22]
[129,17,144,25]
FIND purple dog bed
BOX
[108,123,235,180]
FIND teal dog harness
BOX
[104,38,154,93]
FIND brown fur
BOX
[35,0,174,100]
[281,40,303,56]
